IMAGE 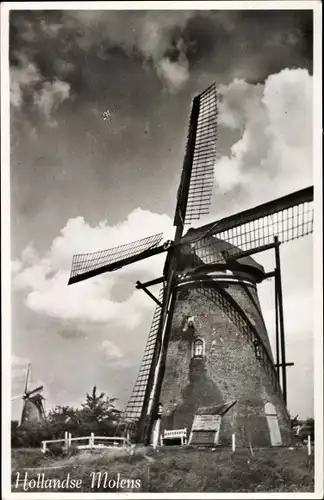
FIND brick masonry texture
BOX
[159,274,293,447]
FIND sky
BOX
[7,7,316,421]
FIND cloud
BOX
[214,68,313,210]
[101,340,123,361]
[156,54,189,93]
[12,209,173,328]
[11,53,71,129]
[11,11,193,97]
[136,13,192,92]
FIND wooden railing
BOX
[41,432,132,453]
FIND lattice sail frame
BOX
[123,289,164,420]
[174,83,218,228]
[69,233,164,284]
[185,84,218,224]
[182,187,314,264]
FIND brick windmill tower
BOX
[68,84,314,447]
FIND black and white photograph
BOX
[1,1,322,497]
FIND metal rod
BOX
[274,236,287,405]
[136,281,163,307]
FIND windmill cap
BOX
[180,228,265,281]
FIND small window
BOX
[193,338,205,358]
[253,339,261,360]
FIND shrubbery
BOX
[11,386,124,448]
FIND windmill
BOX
[11,363,45,426]
[68,83,314,447]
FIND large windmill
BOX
[68,83,313,447]
[11,363,45,426]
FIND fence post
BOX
[152,418,161,449]
[64,431,68,448]
[90,432,94,448]
[42,441,46,453]
[68,432,72,447]
[232,433,236,452]
[307,434,311,456]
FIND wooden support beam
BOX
[274,236,288,405]
[226,241,280,262]
[135,277,164,289]
[275,269,280,380]
[136,281,163,307]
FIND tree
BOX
[11,386,121,447]
[80,386,118,424]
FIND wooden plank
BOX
[189,414,221,445]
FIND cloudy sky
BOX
[7,6,316,421]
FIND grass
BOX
[11,445,314,493]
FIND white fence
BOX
[41,432,131,453]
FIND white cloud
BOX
[156,57,189,93]
[12,209,173,328]
[66,10,192,93]
[214,68,313,210]
[33,79,70,127]
[101,340,123,360]
[11,53,71,127]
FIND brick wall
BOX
[159,278,292,447]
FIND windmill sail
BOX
[183,186,314,264]
[24,364,31,395]
[68,233,167,285]
[174,83,218,230]
[123,289,164,420]
[142,84,219,443]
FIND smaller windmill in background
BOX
[11,363,46,426]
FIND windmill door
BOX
[265,402,282,446]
